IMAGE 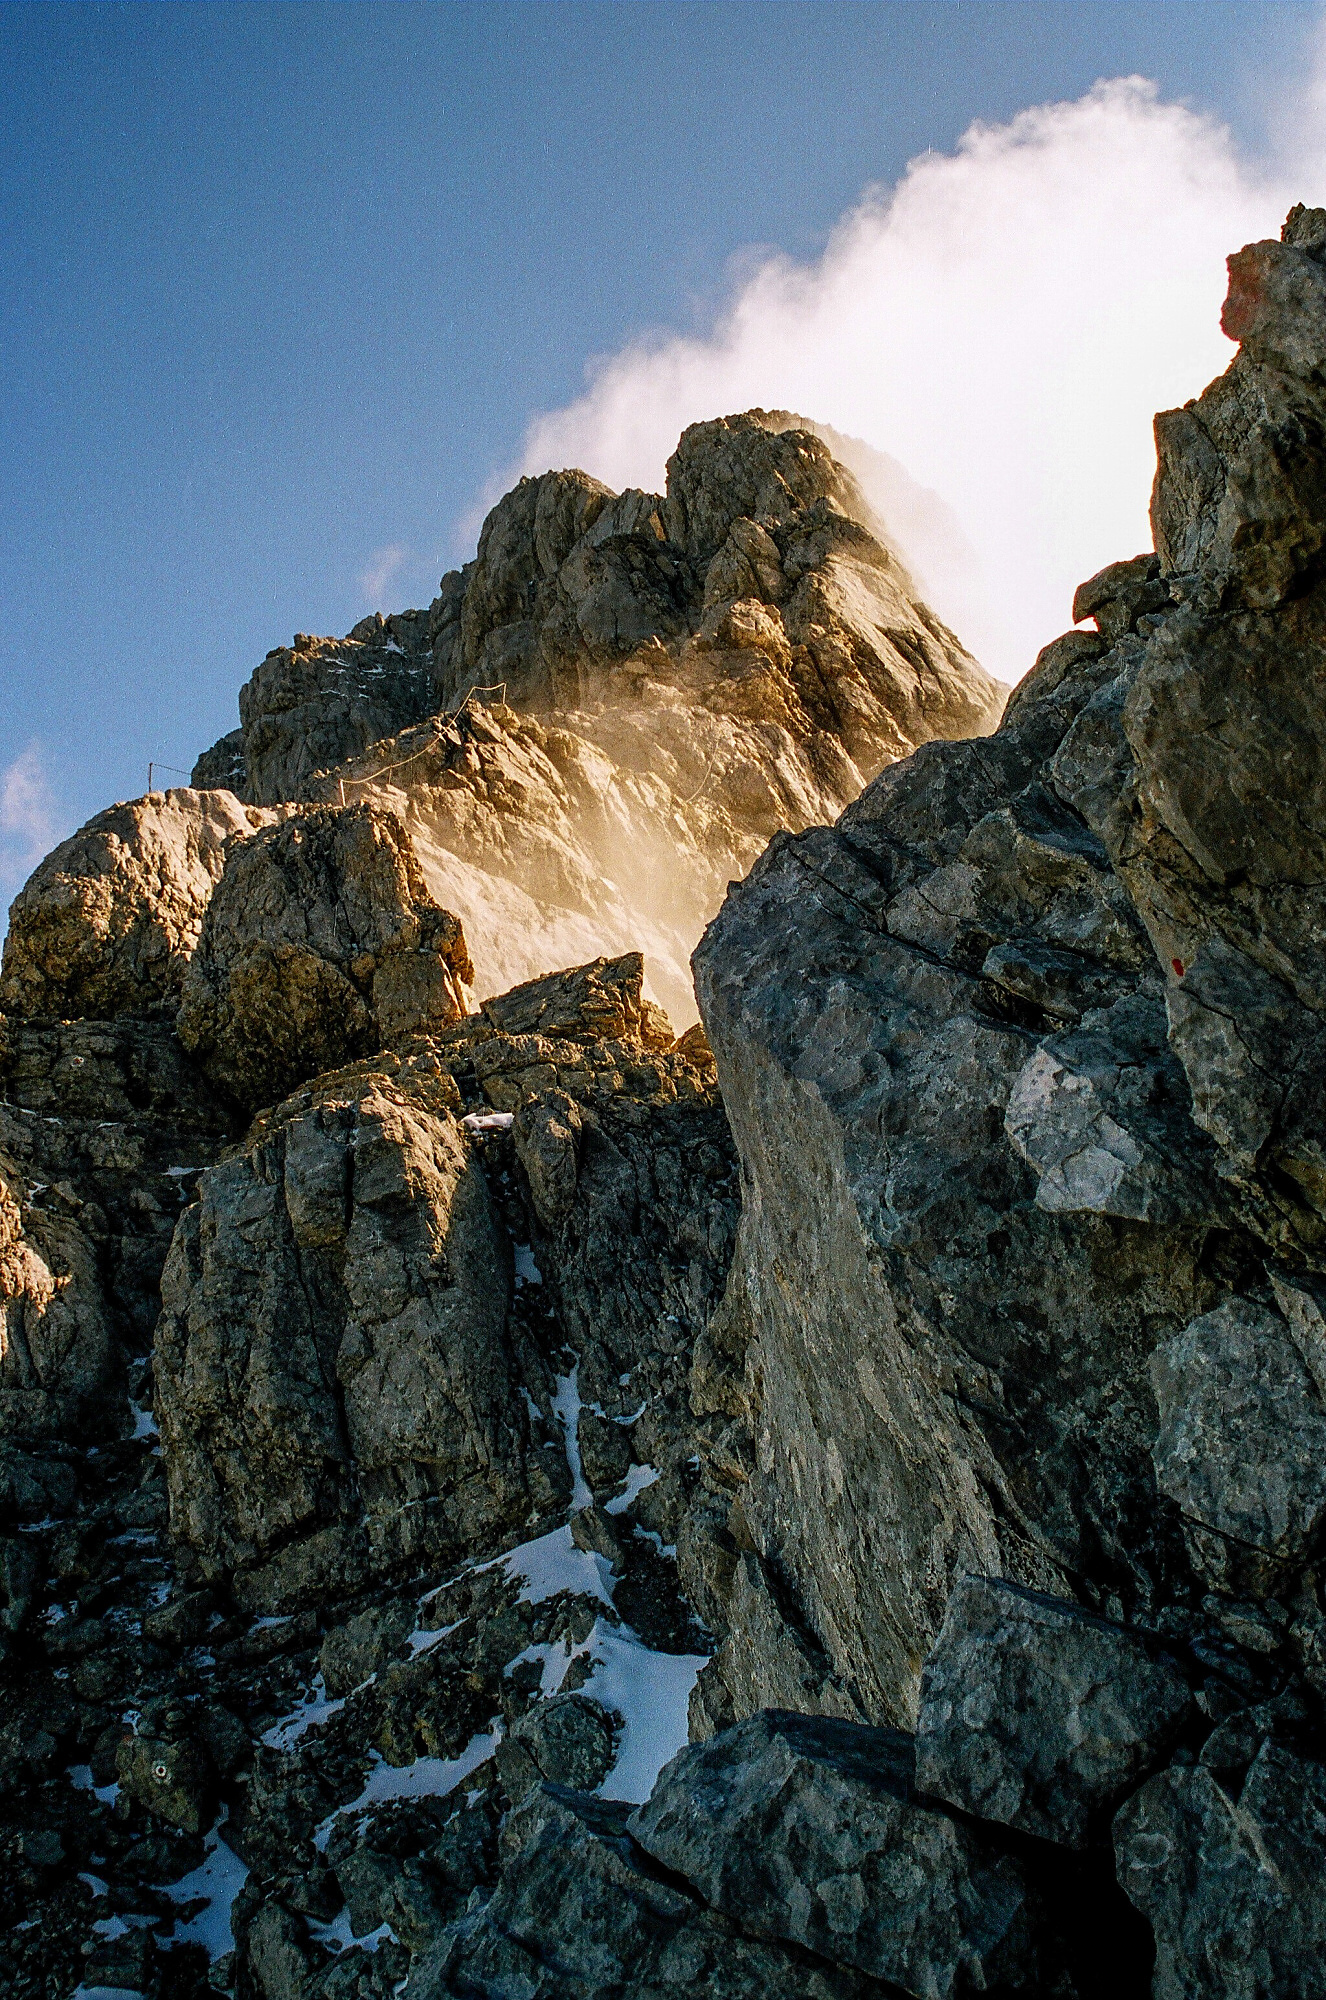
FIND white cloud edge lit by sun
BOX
[467,52,1326,687]
[0,739,69,932]
[359,543,408,606]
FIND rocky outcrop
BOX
[691,205,1326,1744]
[156,952,733,1614]
[196,613,438,808]
[176,803,473,1114]
[155,1050,545,1613]
[0,1015,232,1441]
[0,1159,112,1440]
[0,788,273,1020]
[183,412,1001,1024]
[686,204,1326,2000]
[9,221,1326,2000]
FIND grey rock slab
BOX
[413,1781,885,1999]
[1149,1296,1326,1592]
[628,1708,1041,1999]
[496,1693,619,1802]
[915,1573,1193,1848]
[1114,1740,1326,1999]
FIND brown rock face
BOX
[176,802,473,1115]
[0,788,273,1021]
[0,1015,232,1441]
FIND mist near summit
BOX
[512,70,1326,686]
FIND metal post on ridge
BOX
[147,761,194,794]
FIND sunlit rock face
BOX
[0,788,277,1022]
[691,204,1326,1752]
[191,411,1003,1024]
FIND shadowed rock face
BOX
[691,204,1326,1736]
[0,1016,232,1443]
[628,1708,1045,1999]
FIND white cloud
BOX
[0,741,66,928]
[505,72,1324,684]
[358,543,407,605]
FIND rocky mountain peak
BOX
[3,231,1326,2000]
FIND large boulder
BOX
[690,210,1326,1733]
[176,802,473,1114]
[0,787,272,1020]
[915,1573,1193,1848]
[1149,1297,1326,1594]
[628,1709,1044,1999]
[412,1781,887,1999]
[1115,1740,1326,1999]
[154,1050,544,1612]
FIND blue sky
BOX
[1,0,1321,908]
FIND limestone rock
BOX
[1149,1297,1326,1594]
[191,726,248,794]
[154,1051,540,1611]
[0,1014,232,1446]
[915,1573,1193,1848]
[628,1709,1041,1998]
[691,210,1326,1736]
[116,1712,214,1835]
[176,802,473,1114]
[479,950,670,1047]
[318,1599,416,1697]
[1115,1741,1326,1999]
[0,1156,113,1440]
[495,1693,618,1801]
[225,613,438,808]
[412,1781,886,1999]
[188,412,1002,1027]
[0,787,273,1021]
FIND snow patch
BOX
[313,1728,501,1850]
[262,1674,346,1750]
[503,1523,614,1612]
[513,1242,542,1285]
[158,1822,250,1961]
[551,1365,592,1510]
[461,1111,513,1133]
[605,1464,659,1515]
[581,1624,707,1804]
